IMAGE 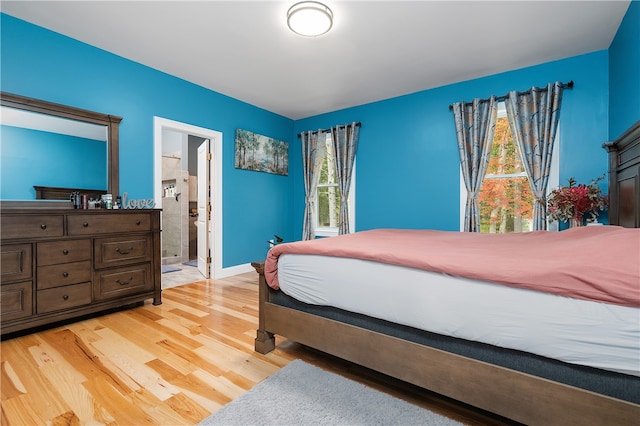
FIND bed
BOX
[252,121,640,426]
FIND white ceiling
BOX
[1,1,631,120]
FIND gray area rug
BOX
[198,359,462,425]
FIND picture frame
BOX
[235,129,288,176]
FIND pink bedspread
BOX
[265,227,640,307]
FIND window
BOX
[479,105,533,233]
[315,133,355,237]
[460,102,559,233]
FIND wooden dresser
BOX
[0,208,162,336]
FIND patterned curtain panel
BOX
[301,130,326,240]
[330,123,360,235]
[505,82,564,231]
[452,97,498,232]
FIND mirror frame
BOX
[0,92,122,208]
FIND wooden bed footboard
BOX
[251,262,639,426]
[251,261,276,354]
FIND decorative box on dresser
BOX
[0,208,162,336]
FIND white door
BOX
[197,139,210,278]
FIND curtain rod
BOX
[297,121,361,138]
[448,81,574,111]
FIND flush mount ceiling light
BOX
[287,1,333,37]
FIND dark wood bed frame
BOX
[252,121,640,425]
[604,120,640,227]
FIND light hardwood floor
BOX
[1,271,515,426]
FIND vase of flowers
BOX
[547,176,607,227]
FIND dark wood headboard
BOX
[34,186,107,201]
[603,120,640,228]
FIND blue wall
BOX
[1,5,636,260]
[0,13,294,267]
[293,51,611,238]
[609,0,639,139]
[0,125,106,199]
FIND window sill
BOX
[315,228,338,238]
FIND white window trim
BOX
[459,102,559,231]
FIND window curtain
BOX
[452,97,498,232]
[505,82,564,231]
[330,122,360,235]
[301,130,326,240]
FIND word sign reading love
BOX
[121,192,155,209]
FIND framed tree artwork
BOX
[235,129,288,176]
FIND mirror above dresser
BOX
[0,92,122,208]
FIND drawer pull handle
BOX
[62,272,69,278]
[136,220,141,225]
[63,294,69,301]
[63,249,69,255]
[40,224,47,230]
[116,247,134,255]
[116,277,133,286]
[83,222,89,227]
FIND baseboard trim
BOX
[217,262,255,279]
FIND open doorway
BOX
[153,117,223,279]
[160,133,205,263]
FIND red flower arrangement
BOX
[547,176,608,225]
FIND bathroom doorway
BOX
[154,117,223,279]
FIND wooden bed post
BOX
[251,261,276,354]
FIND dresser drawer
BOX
[37,261,92,290]
[1,215,64,240]
[36,283,92,314]
[1,281,33,322]
[93,264,152,301]
[67,214,151,235]
[37,239,91,266]
[94,235,152,269]
[0,243,32,283]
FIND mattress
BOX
[277,254,640,377]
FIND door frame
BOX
[153,116,223,278]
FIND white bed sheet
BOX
[277,254,640,377]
